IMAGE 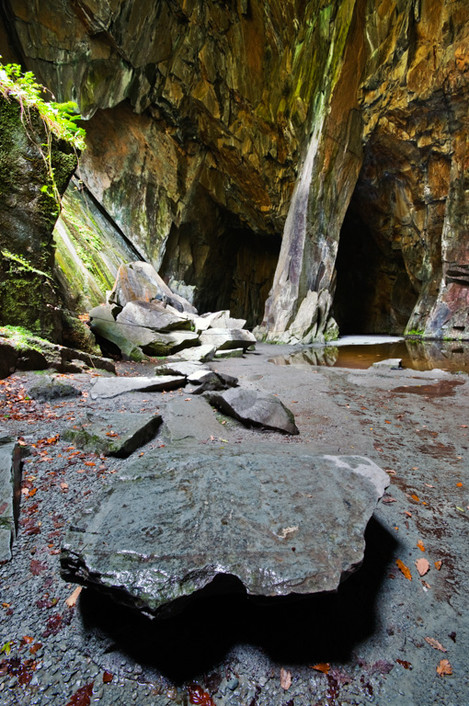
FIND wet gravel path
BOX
[0,345,468,705]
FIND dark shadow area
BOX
[333,204,417,335]
[78,517,396,683]
[159,187,280,328]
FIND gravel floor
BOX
[0,344,468,705]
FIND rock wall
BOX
[0,94,77,341]
[2,0,468,339]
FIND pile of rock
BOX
[89,262,256,361]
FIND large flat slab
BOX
[90,375,186,399]
[61,447,388,615]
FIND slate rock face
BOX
[205,387,299,435]
[63,412,162,457]
[61,447,388,616]
[0,435,22,562]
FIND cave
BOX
[160,189,281,329]
[333,149,420,336]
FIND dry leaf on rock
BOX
[416,540,425,552]
[415,558,430,576]
[425,637,447,652]
[396,559,412,580]
[436,659,452,676]
[280,668,292,690]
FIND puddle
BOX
[269,337,469,374]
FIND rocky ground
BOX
[0,343,468,705]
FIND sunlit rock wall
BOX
[3,0,468,338]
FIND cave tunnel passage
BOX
[332,195,418,336]
[160,210,281,330]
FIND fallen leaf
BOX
[417,540,425,552]
[436,659,452,676]
[311,663,330,674]
[434,560,442,570]
[456,482,462,487]
[382,495,397,503]
[396,659,412,670]
[410,494,420,503]
[65,586,82,608]
[396,559,412,580]
[66,681,94,705]
[425,637,447,652]
[30,560,47,576]
[102,671,113,683]
[415,558,430,576]
[280,667,292,690]
[404,510,412,517]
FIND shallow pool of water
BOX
[269,337,469,374]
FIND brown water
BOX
[270,340,469,374]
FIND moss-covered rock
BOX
[0,96,77,342]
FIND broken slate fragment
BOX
[63,412,162,457]
[90,375,185,399]
[205,387,299,434]
[155,361,207,378]
[60,446,388,616]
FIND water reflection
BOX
[270,339,469,374]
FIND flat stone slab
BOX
[63,412,162,457]
[159,397,226,443]
[90,375,186,399]
[205,387,299,435]
[61,447,388,616]
[0,440,21,562]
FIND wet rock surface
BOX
[61,448,388,616]
[0,344,468,705]
[63,412,162,458]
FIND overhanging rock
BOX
[61,447,388,616]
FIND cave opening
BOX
[159,192,281,329]
[333,170,419,336]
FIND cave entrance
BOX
[160,192,280,329]
[333,169,418,336]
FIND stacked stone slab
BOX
[0,428,21,562]
[90,262,256,361]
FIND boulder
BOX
[108,262,197,314]
[0,437,22,562]
[63,412,162,457]
[116,300,192,332]
[199,328,256,351]
[27,376,82,401]
[61,447,389,616]
[167,344,216,363]
[90,375,186,399]
[89,304,145,361]
[90,303,199,357]
[190,371,238,394]
[205,387,299,435]
[193,310,246,332]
